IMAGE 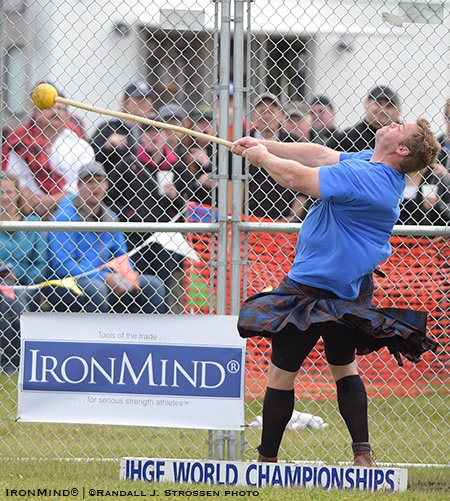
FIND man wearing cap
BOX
[91,81,155,162]
[308,94,338,145]
[175,106,216,206]
[156,104,187,164]
[283,101,311,142]
[46,161,168,314]
[122,81,155,118]
[326,85,401,151]
[248,92,306,221]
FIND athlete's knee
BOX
[328,361,358,383]
[268,361,298,390]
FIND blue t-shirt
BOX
[288,150,405,300]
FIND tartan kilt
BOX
[237,275,438,366]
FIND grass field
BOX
[1,374,449,499]
[1,459,450,500]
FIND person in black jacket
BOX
[175,106,216,206]
[326,85,402,152]
[91,81,155,160]
[248,93,309,221]
[398,171,450,226]
[91,117,187,313]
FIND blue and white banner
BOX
[119,458,408,492]
[18,314,245,430]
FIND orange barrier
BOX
[186,203,450,400]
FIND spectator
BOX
[427,99,450,206]
[91,81,155,162]
[154,105,187,208]
[34,80,87,140]
[93,102,186,314]
[137,123,182,203]
[124,122,187,314]
[176,105,216,206]
[2,86,95,219]
[157,104,186,152]
[185,105,215,150]
[429,162,450,207]
[308,94,338,145]
[283,101,311,142]
[326,85,401,151]
[121,81,155,119]
[398,170,450,226]
[248,92,308,221]
[46,162,168,314]
[0,172,48,372]
[436,97,450,170]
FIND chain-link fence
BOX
[0,0,449,466]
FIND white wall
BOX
[16,0,450,134]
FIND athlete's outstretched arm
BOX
[232,136,340,167]
[231,142,322,199]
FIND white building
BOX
[2,0,449,134]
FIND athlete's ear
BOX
[396,145,410,157]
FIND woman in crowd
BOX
[0,172,48,372]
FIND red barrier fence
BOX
[186,203,449,400]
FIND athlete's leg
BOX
[323,323,374,467]
[258,324,320,461]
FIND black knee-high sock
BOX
[259,387,295,458]
[336,375,369,444]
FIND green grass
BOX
[0,459,449,500]
[1,375,449,499]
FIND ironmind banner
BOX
[17,313,245,430]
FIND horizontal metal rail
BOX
[0,221,219,233]
[1,220,449,237]
[237,222,450,237]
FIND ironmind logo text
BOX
[22,341,243,398]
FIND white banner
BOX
[119,458,408,492]
[18,314,245,430]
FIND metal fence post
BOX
[228,0,248,461]
[215,0,233,460]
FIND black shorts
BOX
[270,321,357,372]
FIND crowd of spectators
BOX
[1,79,450,372]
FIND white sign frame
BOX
[18,313,245,430]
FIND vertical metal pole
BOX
[216,0,231,317]
[214,429,225,460]
[215,0,232,460]
[0,0,4,196]
[228,0,246,461]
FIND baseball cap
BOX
[124,81,154,99]
[284,101,309,119]
[189,105,213,122]
[254,92,282,109]
[158,104,186,121]
[78,161,107,181]
[367,85,399,106]
[309,94,334,110]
